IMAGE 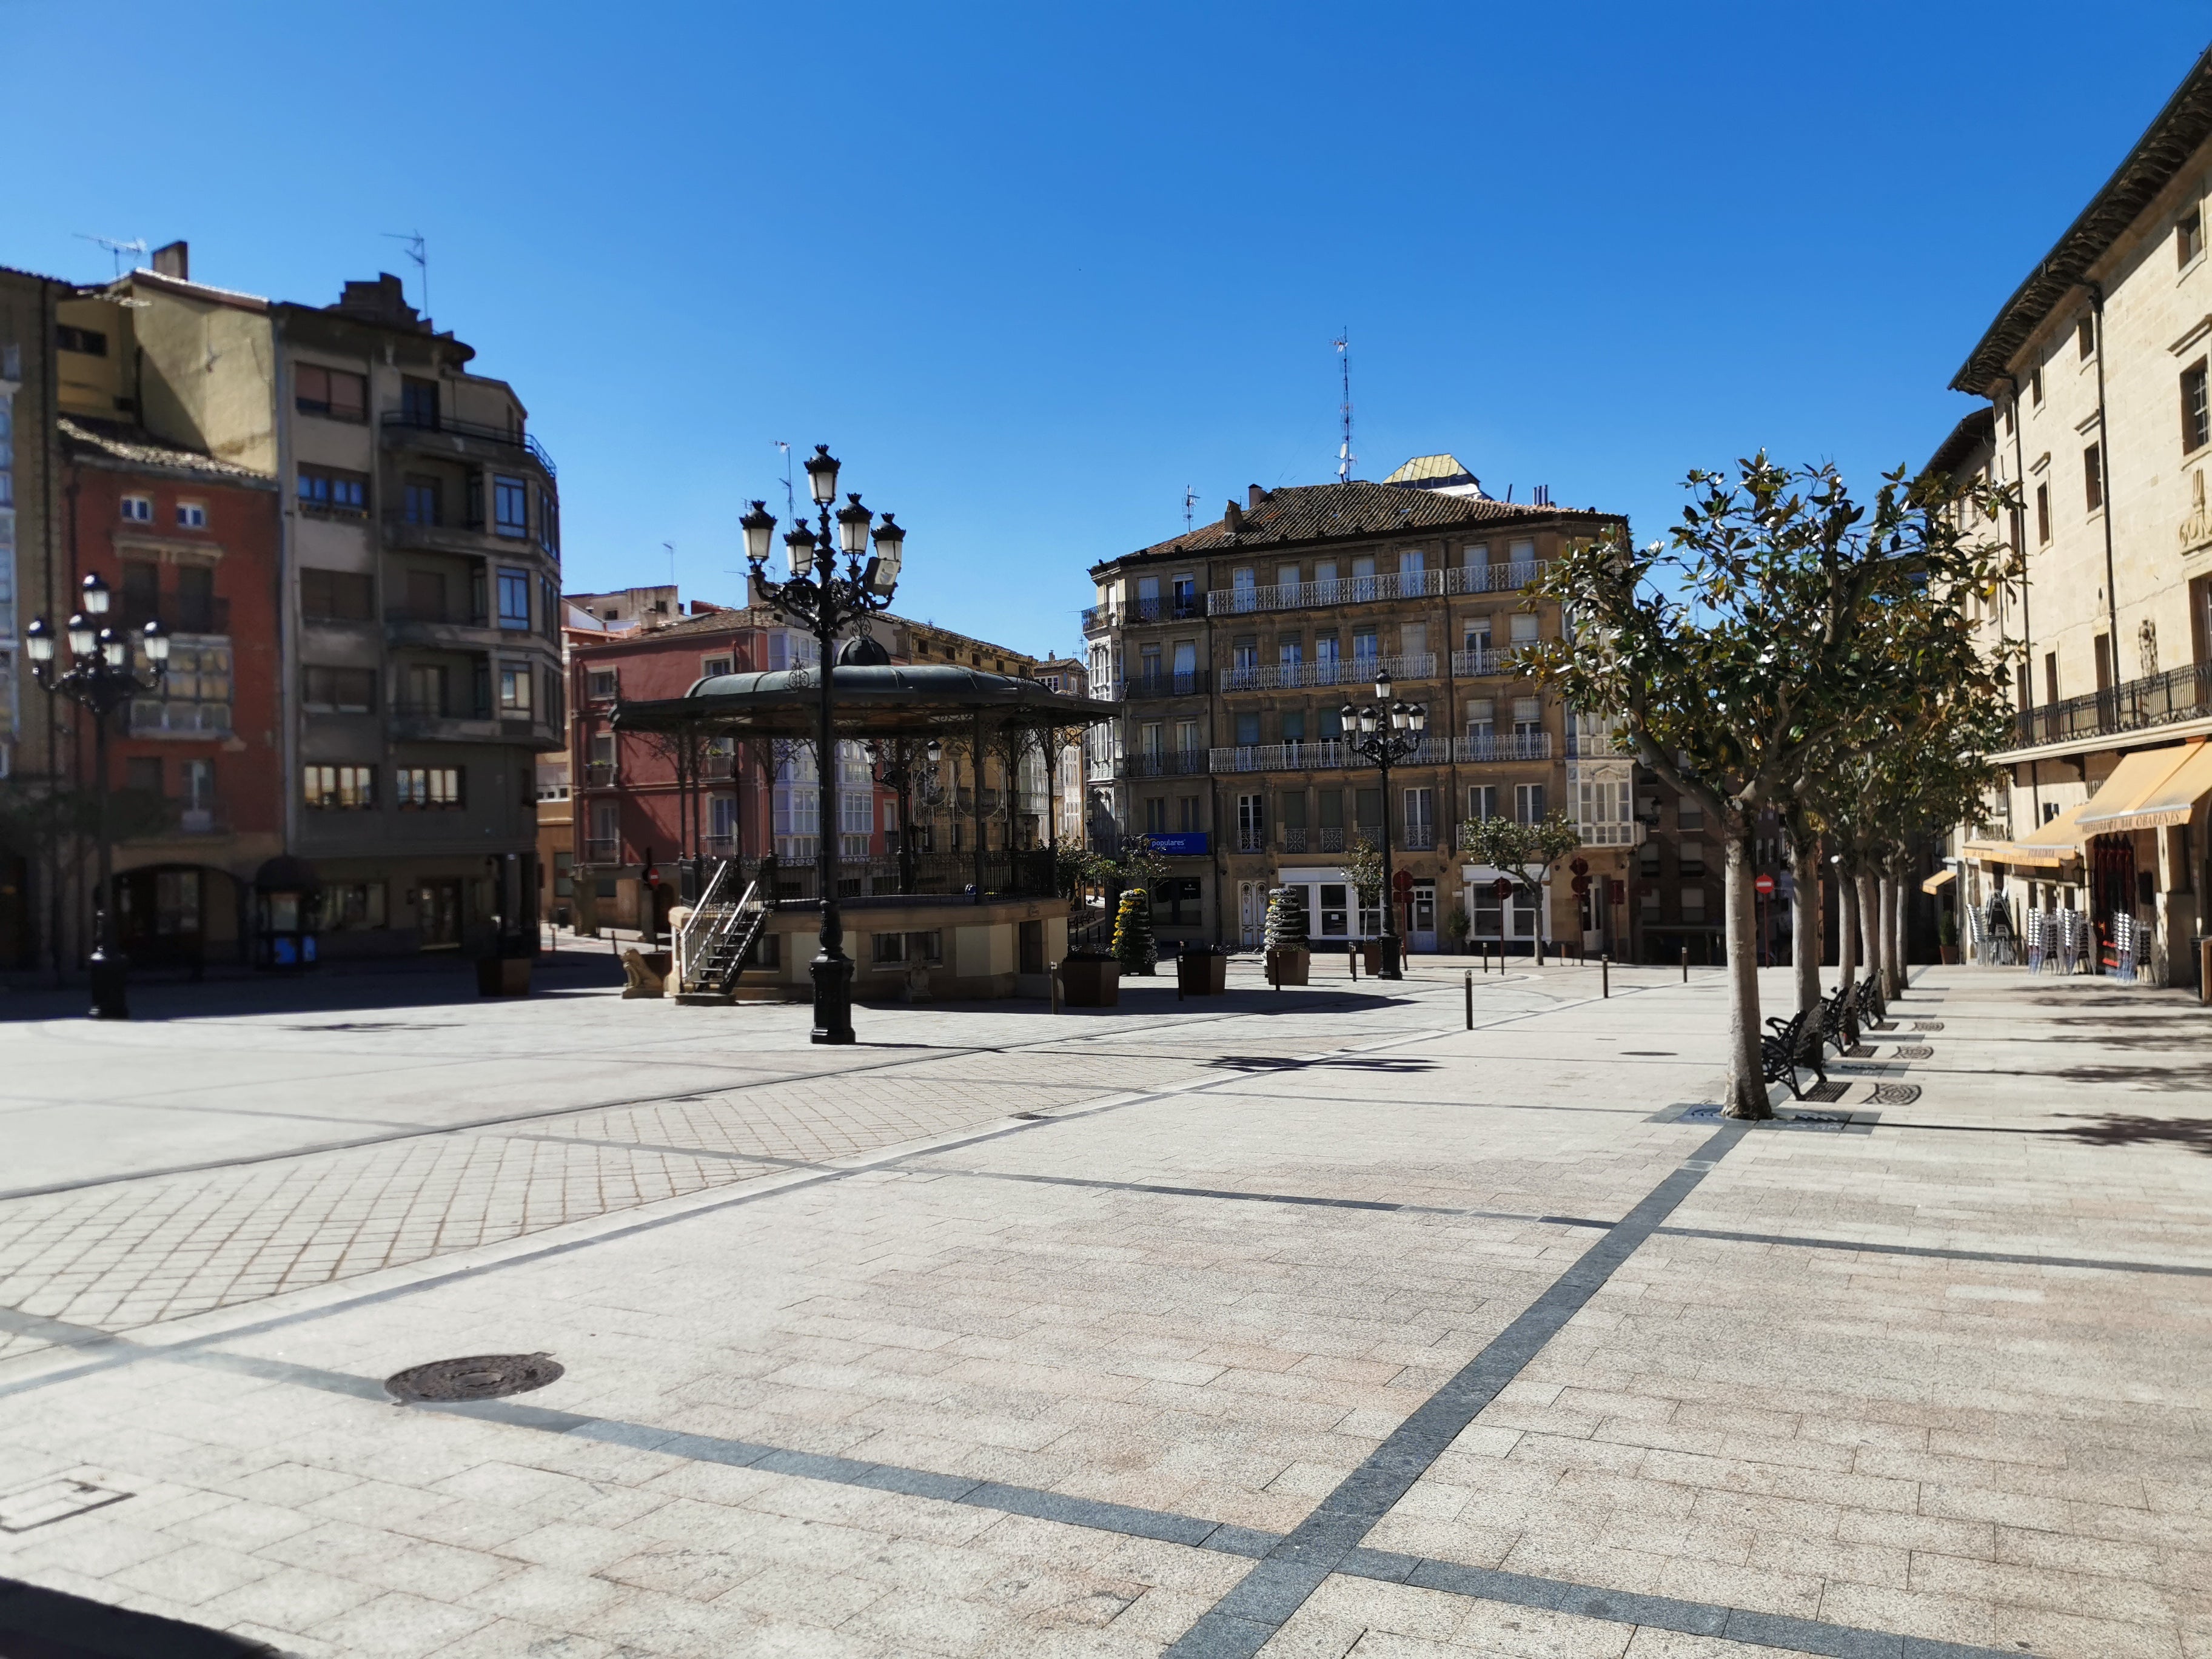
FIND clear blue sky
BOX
[5,2,2208,656]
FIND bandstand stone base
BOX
[736,894,1068,1003]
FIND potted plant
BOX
[1113,886,1157,977]
[1059,951,1120,1007]
[1263,887,1310,986]
[1178,942,1229,996]
[1939,908,1959,965]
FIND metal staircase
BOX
[673,859,773,1004]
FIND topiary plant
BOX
[1263,886,1309,952]
[1112,885,1157,974]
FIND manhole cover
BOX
[385,1353,562,1404]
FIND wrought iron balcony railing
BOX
[2011,660,2212,749]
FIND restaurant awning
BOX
[1920,868,1956,895]
[1962,797,2092,868]
[2073,746,2193,836]
[2076,742,2212,835]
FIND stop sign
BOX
[1754,873,1775,896]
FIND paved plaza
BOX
[0,954,2208,1658]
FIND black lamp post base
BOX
[87,949,130,1021]
[809,951,856,1045]
[1376,937,1404,980]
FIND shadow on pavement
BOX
[1,1570,281,1656]
[2056,1113,2212,1151]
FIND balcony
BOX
[583,761,618,787]
[1403,826,1439,851]
[1119,670,1209,700]
[1221,652,1435,693]
[1455,732,1553,763]
[122,599,229,636]
[1206,561,1549,617]
[1452,646,1509,677]
[389,698,494,742]
[1208,737,1449,774]
[2008,660,2212,751]
[384,602,494,648]
[1121,749,1210,779]
[1278,826,1349,854]
[1565,729,1633,758]
[380,409,557,479]
[1577,820,1647,847]
[586,837,618,863]
[1084,595,1203,632]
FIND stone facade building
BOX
[1084,457,1639,954]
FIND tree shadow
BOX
[1202,1055,1440,1073]
[2054,1113,2212,1153]
[2048,1061,2212,1093]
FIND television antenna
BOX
[664,541,677,590]
[381,230,429,319]
[75,234,147,279]
[773,441,796,519]
[1333,330,1355,483]
[1184,485,1196,532]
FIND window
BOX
[1234,712,1261,746]
[1509,614,1539,646]
[2035,481,2051,544]
[1352,625,1378,661]
[1178,795,1200,831]
[2084,443,2103,512]
[2184,361,2210,454]
[1404,788,1434,847]
[1280,711,1305,744]
[497,567,531,630]
[1680,887,1706,921]
[2182,206,2204,268]
[538,489,558,552]
[1145,797,1168,834]
[1236,793,1264,851]
[294,364,367,421]
[298,464,368,515]
[1680,840,1706,876]
[1466,699,1495,737]
[587,669,618,700]
[2078,315,2096,360]
[1173,575,1197,614]
[1512,697,1541,736]
[1514,783,1547,824]
[120,495,152,523]
[175,501,207,529]
[701,655,732,678]
[327,882,387,930]
[303,764,375,809]
[1678,799,1703,831]
[122,561,159,621]
[2045,651,2059,706]
[301,568,374,622]
[400,376,440,426]
[499,663,533,716]
[174,565,216,632]
[125,756,162,795]
[2029,367,2043,406]
[403,477,441,526]
[56,324,107,356]
[1232,635,1258,672]
[494,475,528,538]
[135,640,233,735]
[1468,783,1500,821]
[302,665,375,712]
[395,767,463,809]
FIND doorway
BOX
[1238,880,1265,948]
[418,879,464,948]
[1409,880,1437,953]
[118,866,204,968]
[2091,836,2136,972]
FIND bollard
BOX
[1680,945,1689,982]
[1603,953,1610,998]
[1050,962,1061,1016]
[1464,970,1473,1030]
[1349,941,1358,982]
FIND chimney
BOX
[1247,484,1265,509]
[1223,499,1242,534]
[152,241,189,280]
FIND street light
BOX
[743,447,907,1044]
[26,575,169,1019]
[1341,682,1427,981]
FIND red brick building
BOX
[58,418,282,966]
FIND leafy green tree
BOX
[1459,811,1581,957]
[1342,836,1386,910]
[1527,455,2009,1118]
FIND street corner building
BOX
[1938,44,2212,987]
[0,244,558,971]
[1082,457,1663,957]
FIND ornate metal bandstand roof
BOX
[611,664,1117,740]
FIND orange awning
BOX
[1962,797,2091,869]
[2078,742,2212,834]
[2074,746,2194,836]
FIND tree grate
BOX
[1893,1044,1934,1059]
[385,1353,563,1404]
[1912,1021,1945,1031]
[1870,1084,1922,1105]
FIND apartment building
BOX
[563,590,1060,933]
[1085,457,1637,952]
[1948,46,2212,984]
[58,250,563,957]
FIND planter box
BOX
[1178,951,1228,996]
[1059,957,1119,1007]
[477,956,534,997]
[1939,946,1960,965]
[1266,948,1310,987]
[1361,941,1384,975]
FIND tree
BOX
[1459,811,1581,961]
[1342,836,1386,911]
[1529,455,2009,1118]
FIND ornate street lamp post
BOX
[741,447,906,1044]
[867,735,942,896]
[25,573,170,1019]
[1339,669,1426,982]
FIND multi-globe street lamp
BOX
[740,447,907,1045]
[1339,669,1427,982]
[24,573,170,1020]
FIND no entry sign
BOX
[1754,874,1775,896]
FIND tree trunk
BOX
[1837,863,1858,993]
[1856,873,1882,994]
[1877,874,1897,999]
[1791,840,1823,1014]
[1889,869,1909,996]
[1721,830,1769,1119]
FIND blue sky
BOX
[5,2,2208,655]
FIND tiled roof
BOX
[1952,44,2212,395]
[571,600,1039,663]
[1924,408,1996,480]
[1099,480,1617,571]
[59,418,276,486]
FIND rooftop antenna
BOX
[774,441,796,519]
[664,541,677,591]
[1184,485,1197,533]
[381,231,429,320]
[75,234,147,280]
[1333,330,1355,483]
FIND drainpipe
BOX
[2089,284,2123,694]
[2002,371,2040,827]
[41,279,62,981]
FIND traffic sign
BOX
[1570,875,1590,896]
[1493,876,1514,899]
[1392,869,1413,891]
[1754,873,1775,896]
[1570,857,1589,876]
